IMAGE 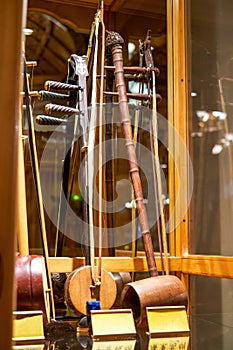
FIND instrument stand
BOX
[12,310,44,347]
[146,305,190,336]
[90,308,136,341]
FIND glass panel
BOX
[188,0,233,255]
[190,275,233,350]
[25,4,169,259]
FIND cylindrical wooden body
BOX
[65,265,117,315]
[15,255,50,324]
[112,272,131,308]
[121,275,188,326]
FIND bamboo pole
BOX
[106,31,158,277]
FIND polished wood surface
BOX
[48,256,181,273]
[0,1,26,348]
[47,254,233,279]
[65,265,117,315]
[121,275,188,326]
[15,255,50,324]
[17,115,29,256]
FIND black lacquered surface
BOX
[41,313,233,350]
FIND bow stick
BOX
[23,60,55,320]
[54,57,81,257]
[144,29,169,275]
[68,54,90,265]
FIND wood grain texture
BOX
[48,255,233,279]
[65,265,117,315]
[0,1,26,348]
[48,256,181,273]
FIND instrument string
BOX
[131,40,144,281]
[97,0,106,280]
[151,69,169,275]
[88,9,101,285]
[144,29,168,274]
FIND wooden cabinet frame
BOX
[25,0,233,281]
[46,1,233,280]
[166,0,233,280]
[0,1,27,347]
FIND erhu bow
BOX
[144,29,166,274]
[21,60,56,323]
[68,54,90,265]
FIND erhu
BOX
[105,30,188,326]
